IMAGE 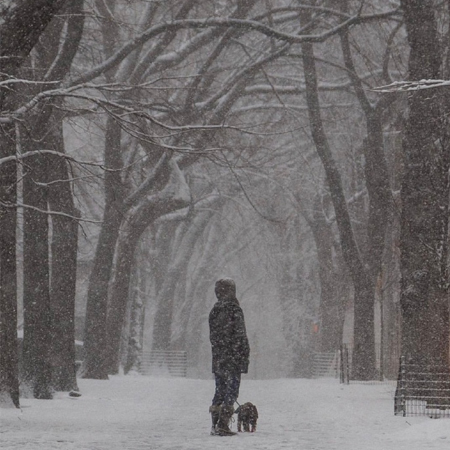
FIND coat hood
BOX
[214,278,238,303]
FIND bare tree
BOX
[399,0,450,365]
[299,1,400,379]
[20,0,84,396]
[0,0,68,408]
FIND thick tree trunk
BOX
[0,0,68,75]
[0,123,19,408]
[311,196,347,353]
[152,209,218,351]
[399,0,449,364]
[47,129,79,392]
[273,218,308,375]
[0,0,76,406]
[22,1,83,392]
[351,274,377,379]
[50,206,79,391]
[184,225,217,374]
[124,258,147,375]
[82,118,124,380]
[339,15,393,378]
[301,39,376,379]
[153,222,180,301]
[22,152,52,399]
[104,224,141,375]
[380,132,402,379]
[105,161,190,374]
[82,205,122,379]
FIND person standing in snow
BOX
[208,278,250,436]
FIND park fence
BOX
[338,344,397,385]
[339,345,350,384]
[312,351,339,379]
[140,350,187,377]
[394,356,450,418]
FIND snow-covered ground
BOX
[1,375,450,450]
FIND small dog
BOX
[235,402,258,432]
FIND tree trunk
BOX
[311,196,347,353]
[22,151,52,399]
[47,120,79,391]
[124,256,147,374]
[105,160,190,374]
[301,38,376,379]
[399,0,449,364]
[273,218,307,375]
[0,0,74,407]
[0,123,19,408]
[338,12,393,378]
[82,117,124,380]
[184,224,217,375]
[21,0,83,392]
[152,208,218,351]
[50,202,79,391]
[105,222,141,375]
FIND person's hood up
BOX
[214,278,238,303]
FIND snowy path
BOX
[2,375,450,449]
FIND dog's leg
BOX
[237,419,242,432]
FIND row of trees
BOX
[1,0,449,408]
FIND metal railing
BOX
[140,350,187,377]
[394,356,450,417]
[338,344,397,385]
[312,351,339,378]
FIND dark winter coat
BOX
[209,279,250,374]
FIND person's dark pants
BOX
[212,371,241,406]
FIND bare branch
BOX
[373,79,450,92]
[0,200,102,224]
[68,10,400,86]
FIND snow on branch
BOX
[0,78,61,88]
[0,83,248,137]
[153,192,222,226]
[69,10,400,87]
[0,200,102,224]
[372,79,450,93]
[0,149,128,172]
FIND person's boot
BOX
[216,405,236,436]
[209,405,220,435]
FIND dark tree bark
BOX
[0,0,68,77]
[82,118,124,380]
[152,204,222,351]
[20,0,83,394]
[22,150,52,399]
[105,161,190,374]
[47,128,80,392]
[82,0,199,378]
[399,0,450,364]
[310,195,347,353]
[338,8,393,379]
[0,123,20,407]
[301,38,377,380]
[123,248,148,375]
[21,115,79,396]
[0,0,68,409]
[184,226,217,373]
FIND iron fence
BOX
[140,350,187,377]
[394,356,450,417]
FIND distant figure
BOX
[208,278,250,436]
